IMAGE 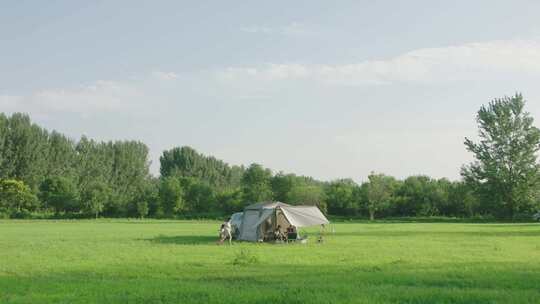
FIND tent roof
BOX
[280,206,329,227]
[244,201,291,210]
[243,201,330,228]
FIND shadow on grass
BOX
[146,234,218,245]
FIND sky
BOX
[2,0,540,181]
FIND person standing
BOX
[218,218,232,245]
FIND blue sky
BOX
[2,1,540,181]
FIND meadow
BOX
[1,220,540,304]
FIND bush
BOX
[0,179,39,216]
[232,249,260,266]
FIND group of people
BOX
[273,224,297,242]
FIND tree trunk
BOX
[369,210,375,221]
[95,211,98,219]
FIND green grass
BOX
[1,220,539,303]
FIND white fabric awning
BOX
[280,206,329,227]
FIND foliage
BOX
[0,113,153,218]
[39,176,79,214]
[325,179,360,216]
[241,164,273,203]
[81,181,110,218]
[363,173,397,220]
[215,189,244,213]
[232,248,261,266]
[462,94,540,218]
[271,173,295,202]
[159,176,184,216]
[136,201,149,219]
[2,93,540,220]
[160,146,244,190]
[0,179,39,217]
[180,178,217,213]
[272,173,326,207]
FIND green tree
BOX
[394,176,450,217]
[241,164,273,203]
[159,177,184,216]
[271,173,295,202]
[1,114,49,190]
[186,181,216,213]
[462,94,540,218]
[447,181,478,217]
[45,131,77,178]
[0,179,39,217]
[325,179,359,216]
[39,176,79,215]
[364,173,396,220]
[0,114,8,177]
[160,146,244,190]
[131,177,160,217]
[81,181,110,219]
[216,189,244,213]
[136,201,149,219]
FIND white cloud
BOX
[241,22,312,36]
[216,39,540,86]
[1,80,140,115]
[152,71,179,81]
[0,95,22,110]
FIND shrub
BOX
[232,249,260,266]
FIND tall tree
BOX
[364,173,396,220]
[271,173,295,202]
[45,131,77,179]
[180,177,216,213]
[39,176,79,215]
[159,177,184,216]
[81,181,110,219]
[462,94,540,218]
[2,114,49,190]
[325,179,359,216]
[160,146,244,190]
[241,164,273,203]
[0,114,8,178]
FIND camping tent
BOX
[237,201,329,242]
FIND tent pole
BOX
[274,207,277,232]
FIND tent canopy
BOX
[280,206,329,227]
[237,201,329,242]
[244,201,291,210]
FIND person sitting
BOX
[286,225,297,242]
[274,225,286,241]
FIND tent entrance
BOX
[256,208,291,241]
[258,208,291,241]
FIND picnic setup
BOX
[223,201,329,244]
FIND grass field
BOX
[1,220,540,303]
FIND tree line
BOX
[1,94,539,219]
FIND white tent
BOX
[237,201,329,242]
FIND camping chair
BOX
[286,232,298,243]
